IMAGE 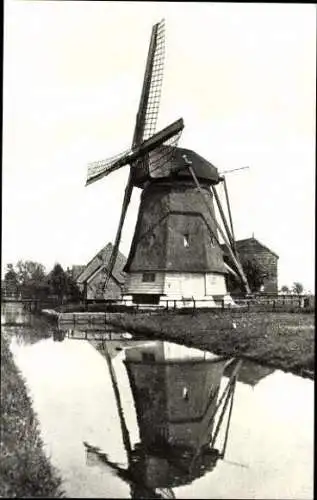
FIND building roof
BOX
[76,243,127,285]
[151,146,220,184]
[221,237,279,259]
[133,145,220,187]
[71,265,86,280]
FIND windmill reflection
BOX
[84,341,242,499]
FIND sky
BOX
[2,1,316,291]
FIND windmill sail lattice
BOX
[86,148,132,186]
[86,19,169,187]
[140,19,165,142]
[138,129,183,176]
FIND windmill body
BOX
[86,20,249,307]
[123,148,232,307]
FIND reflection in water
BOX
[1,301,33,326]
[84,341,242,498]
[1,302,53,345]
[4,307,313,499]
[224,360,275,387]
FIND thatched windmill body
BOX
[86,20,250,307]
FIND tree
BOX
[4,264,19,285]
[15,260,47,298]
[243,259,268,293]
[292,282,303,295]
[3,264,19,296]
[226,257,268,294]
[16,260,46,285]
[65,268,82,302]
[48,263,68,304]
[280,285,289,294]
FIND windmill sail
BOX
[103,174,134,292]
[133,18,165,147]
[86,19,166,187]
[86,148,132,186]
[86,117,183,186]
[85,19,184,294]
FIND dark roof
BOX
[150,146,220,185]
[76,243,127,285]
[221,238,279,259]
[132,145,221,187]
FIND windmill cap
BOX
[161,146,220,184]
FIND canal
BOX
[1,302,313,499]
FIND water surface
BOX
[2,303,313,499]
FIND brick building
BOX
[221,237,279,294]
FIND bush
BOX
[0,335,64,497]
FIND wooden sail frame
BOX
[99,20,183,293]
[186,165,251,295]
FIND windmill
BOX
[83,341,246,498]
[86,20,250,307]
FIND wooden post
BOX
[187,165,251,295]
[189,360,242,473]
[222,176,236,253]
[211,184,235,250]
[103,345,132,456]
[220,375,237,458]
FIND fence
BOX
[81,293,314,315]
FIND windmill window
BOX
[142,352,155,362]
[182,387,189,400]
[183,234,190,248]
[142,272,156,283]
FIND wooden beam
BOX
[222,176,236,252]
[188,359,242,474]
[220,369,239,458]
[103,343,132,456]
[87,118,184,187]
[211,184,235,250]
[134,118,184,157]
[187,165,251,295]
[224,262,240,279]
[103,173,134,292]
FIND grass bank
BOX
[0,334,64,498]
[106,310,314,379]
